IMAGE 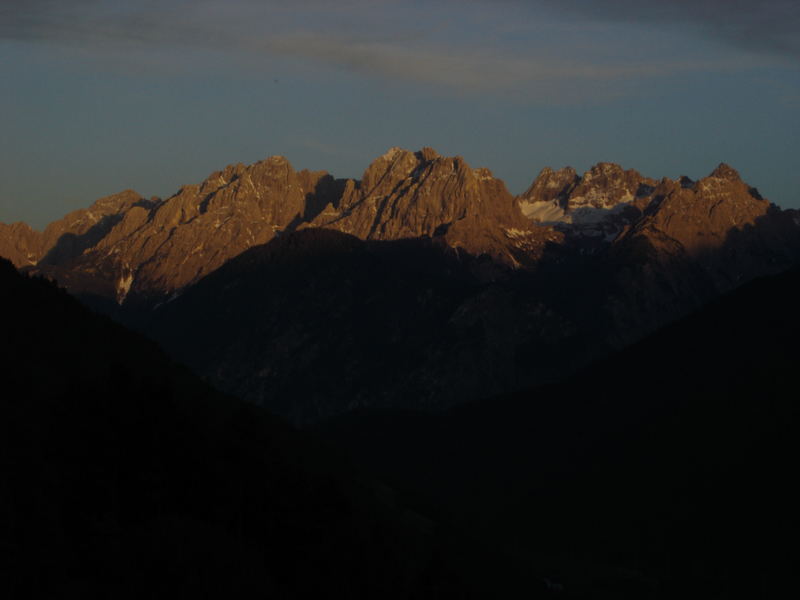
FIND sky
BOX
[1,0,798,229]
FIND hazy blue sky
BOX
[1,0,798,228]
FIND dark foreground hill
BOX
[1,258,504,599]
[317,267,800,598]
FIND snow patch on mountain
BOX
[520,200,566,223]
[116,271,134,304]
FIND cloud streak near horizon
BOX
[0,0,793,97]
[538,0,800,60]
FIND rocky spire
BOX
[311,147,528,241]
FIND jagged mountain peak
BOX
[571,163,653,206]
[709,162,742,181]
[19,147,530,301]
[379,146,408,161]
[539,165,577,178]
[312,147,527,247]
[5,189,152,269]
[200,155,299,191]
[63,189,147,221]
[518,166,579,222]
[582,162,625,178]
[416,146,441,162]
[7,150,798,313]
[518,162,653,226]
[88,189,144,211]
[692,162,767,205]
[24,153,338,302]
[527,166,578,193]
[619,162,775,262]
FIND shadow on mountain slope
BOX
[139,213,799,425]
[3,257,534,599]
[141,228,597,424]
[316,266,800,598]
[37,198,157,268]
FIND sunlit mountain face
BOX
[5,149,798,422]
[4,152,800,598]
[2,2,799,598]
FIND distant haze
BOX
[1,0,798,229]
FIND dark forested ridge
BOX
[1,257,504,599]
[2,249,798,598]
[317,267,800,598]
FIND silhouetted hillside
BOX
[317,267,800,598]
[0,258,488,599]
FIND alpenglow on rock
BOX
[617,163,774,258]
[0,190,148,268]
[309,147,529,239]
[11,148,536,303]
[24,157,344,303]
[518,163,656,225]
[2,151,798,314]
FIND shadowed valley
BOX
[2,148,799,598]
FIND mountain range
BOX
[2,148,799,422]
[3,147,800,598]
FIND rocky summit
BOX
[518,163,656,223]
[7,148,793,310]
[25,158,346,304]
[308,147,527,239]
[10,148,546,304]
[2,148,799,420]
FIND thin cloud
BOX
[0,0,104,40]
[537,0,800,60]
[0,0,784,98]
[262,32,739,92]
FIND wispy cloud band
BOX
[538,0,800,60]
[0,0,794,98]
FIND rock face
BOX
[135,159,800,423]
[85,156,323,299]
[307,147,555,274]
[310,147,528,240]
[567,162,655,211]
[2,150,799,421]
[26,158,346,303]
[13,148,542,302]
[39,190,152,266]
[0,221,41,267]
[0,190,147,268]
[623,164,766,252]
[518,166,578,221]
[519,163,655,224]
[594,164,800,346]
